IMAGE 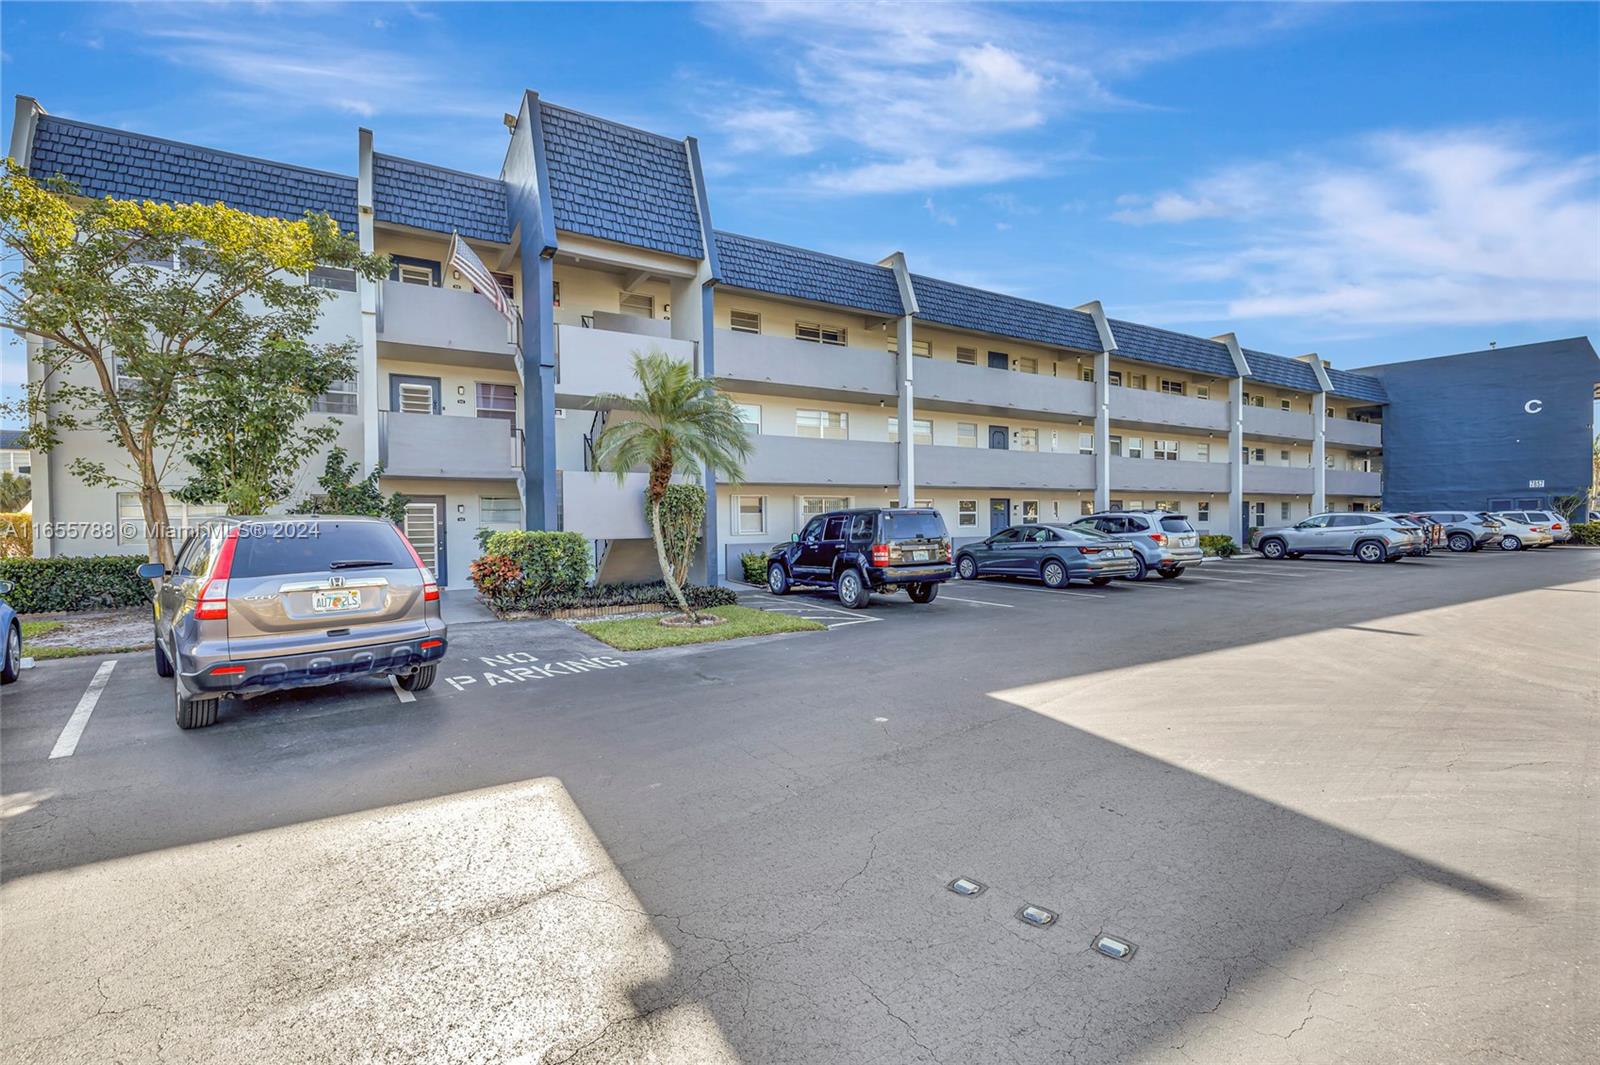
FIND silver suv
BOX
[139,516,447,729]
[1071,510,1204,579]
[1418,511,1504,552]
[1254,512,1426,563]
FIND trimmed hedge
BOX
[1199,534,1237,558]
[1569,522,1600,546]
[740,551,768,584]
[0,554,150,614]
[481,530,591,597]
[494,581,736,617]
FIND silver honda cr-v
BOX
[139,516,448,729]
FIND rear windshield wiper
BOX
[328,559,395,569]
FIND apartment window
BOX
[734,403,762,434]
[1247,394,1265,408]
[308,265,357,292]
[958,499,978,528]
[1078,433,1094,455]
[1080,367,1095,383]
[796,409,848,439]
[730,310,761,334]
[1108,370,1122,387]
[112,355,141,393]
[1128,373,1147,390]
[1251,447,1266,463]
[1015,428,1039,452]
[552,281,561,307]
[1153,439,1178,461]
[480,496,521,525]
[1125,500,1145,511]
[956,347,977,365]
[1108,500,1124,512]
[800,495,849,520]
[117,493,225,544]
[796,321,847,346]
[1281,502,1292,521]
[887,418,932,445]
[1280,398,1292,412]
[886,337,933,357]
[734,495,767,535]
[476,382,517,425]
[1155,500,1180,512]
[1159,379,1186,396]
[390,256,440,286]
[396,380,437,415]
[1197,501,1210,523]
[1015,357,1038,374]
[491,272,516,303]
[1195,442,1211,462]
[311,378,358,415]
[1081,501,1094,516]
[1126,436,1144,459]
[956,422,978,448]
[619,292,654,318]
[1327,406,1337,418]
[1021,501,1040,524]
[1280,449,1291,464]
[1109,434,1122,457]
[1250,502,1266,527]
[1195,385,1210,400]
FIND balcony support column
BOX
[1228,376,1247,542]
[1093,349,1111,512]
[896,314,916,506]
[685,135,724,584]
[1300,354,1333,514]
[356,128,380,476]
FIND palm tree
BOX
[591,351,752,618]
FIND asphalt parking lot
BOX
[2,547,1597,1064]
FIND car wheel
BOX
[1041,559,1068,589]
[1,623,20,685]
[399,664,437,691]
[836,568,871,609]
[1121,554,1148,581]
[767,563,791,595]
[907,582,938,603]
[1158,567,1184,579]
[154,634,174,678]
[175,682,219,730]
[1259,538,1287,560]
[956,555,977,581]
[1448,533,1473,553]
[1355,540,1386,564]
[1499,535,1522,551]
[1089,577,1112,586]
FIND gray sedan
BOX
[955,524,1139,588]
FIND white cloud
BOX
[1111,130,1600,326]
[816,149,1048,195]
[923,197,958,226]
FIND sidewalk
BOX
[440,588,498,626]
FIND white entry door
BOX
[403,498,445,584]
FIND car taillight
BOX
[871,543,890,566]
[1530,526,1545,533]
[194,528,239,621]
[420,639,443,650]
[945,541,953,563]
[1552,523,1563,530]
[210,664,246,676]
[1078,546,1103,555]
[398,528,440,601]
[1149,533,1167,546]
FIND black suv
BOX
[766,508,953,608]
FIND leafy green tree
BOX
[0,472,29,512]
[289,446,409,525]
[591,351,751,618]
[0,162,388,564]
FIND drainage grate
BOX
[1093,933,1136,960]
[947,877,985,897]
[1017,904,1057,928]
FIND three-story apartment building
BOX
[10,91,1589,586]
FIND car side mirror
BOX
[137,562,166,580]
[790,534,799,543]
[0,579,13,596]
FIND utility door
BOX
[989,499,1011,535]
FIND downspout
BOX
[356,128,381,477]
[685,135,724,583]
[1075,302,1118,514]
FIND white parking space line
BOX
[389,675,416,703]
[48,660,118,760]
[939,594,1016,608]
[954,581,1105,600]
[1175,572,1256,583]
[747,594,882,629]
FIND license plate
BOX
[312,589,362,613]
[1111,550,1129,558]
[1180,536,1197,547]
[911,550,929,562]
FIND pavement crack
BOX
[855,975,943,1063]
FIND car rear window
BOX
[1159,517,1194,533]
[229,520,415,578]
[880,511,946,539]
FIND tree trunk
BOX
[139,479,176,568]
[650,497,694,620]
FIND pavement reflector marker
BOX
[1017,904,1056,928]
[1093,934,1137,960]
[49,660,117,759]
[947,877,985,897]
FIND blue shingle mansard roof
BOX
[372,154,510,244]
[912,275,1104,354]
[0,429,24,451]
[539,103,704,260]
[1243,348,1322,393]
[714,231,904,317]
[1325,366,1388,403]
[27,115,358,232]
[1106,319,1238,378]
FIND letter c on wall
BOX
[1524,399,1543,414]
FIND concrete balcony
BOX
[379,411,522,480]
[727,435,898,487]
[1243,406,1314,442]
[918,446,1095,491]
[715,329,896,402]
[378,281,519,367]
[555,323,697,404]
[915,360,1094,422]
[1327,418,1383,449]
[1328,469,1383,496]
[560,471,653,540]
[1115,457,1230,494]
[1243,465,1315,495]
[1112,389,1229,434]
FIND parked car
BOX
[1418,511,1505,552]
[766,507,952,608]
[1379,515,1434,556]
[955,523,1139,588]
[1497,510,1570,545]
[1254,512,1427,563]
[139,516,448,729]
[1485,513,1555,551]
[0,579,20,685]
[1070,510,1204,580]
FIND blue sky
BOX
[3,0,1598,412]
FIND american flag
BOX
[447,231,512,323]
